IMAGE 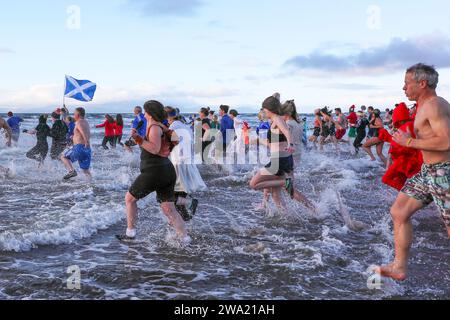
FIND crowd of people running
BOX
[0,63,449,283]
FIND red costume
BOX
[96,121,115,137]
[347,111,357,126]
[379,103,423,191]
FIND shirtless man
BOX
[376,63,450,281]
[0,116,12,147]
[61,107,92,180]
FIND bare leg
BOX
[250,170,285,191]
[160,202,188,238]
[376,143,387,165]
[82,169,92,181]
[61,154,75,172]
[271,187,286,210]
[125,192,139,230]
[293,189,315,211]
[375,193,424,281]
[363,144,376,161]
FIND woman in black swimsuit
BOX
[363,109,387,165]
[250,96,315,212]
[117,100,190,244]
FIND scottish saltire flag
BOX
[64,75,97,102]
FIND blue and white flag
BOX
[64,75,97,102]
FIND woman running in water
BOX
[96,114,116,150]
[363,109,387,164]
[24,115,51,165]
[114,114,124,147]
[308,109,322,148]
[117,100,190,244]
[282,100,303,166]
[250,96,315,212]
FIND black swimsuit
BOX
[129,128,177,203]
[265,126,294,176]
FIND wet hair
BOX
[75,107,86,118]
[281,100,299,123]
[220,105,230,114]
[143,100,166,123]
[407,63,439,89]
[116,114,124,127]
[262,96,281,115]
[229,110,239,117]
[106,114,114,124]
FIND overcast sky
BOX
[1,0,450,113]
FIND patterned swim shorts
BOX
[402,162,450,228]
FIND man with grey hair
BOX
[376,63,450,281]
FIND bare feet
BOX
[375,263,407,281]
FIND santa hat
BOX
[392,102,411,128]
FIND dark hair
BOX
[75,107,86,118]
[373,109,381,118]
[67,116,74,123]
[165,106,181,121]
[116,114,124,127]
[368,106,374,111]
[220,105,230,113]
[143,100,166,123]
[39,115,48,124]
[209,111,215,116]
[106,114,114,124]
[229,109,239,117]
[335,108,342,113]
[7,111,13,117]
[200,108,209,117]
[262,96,281,115]
[281,100,299,123]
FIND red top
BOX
[96,121,115,137]
[114,122,124,136]
[379,105,423,191]
[347,112,357,125]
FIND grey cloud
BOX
[127,0,204,17]
[284,35,450,74]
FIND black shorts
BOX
[265,156,294,176]
[129,163,177,203]
[313,127,321,137]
